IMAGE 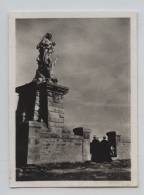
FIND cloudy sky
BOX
[16,18,130,139]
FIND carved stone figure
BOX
[34,33,57,83]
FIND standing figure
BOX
[90,136,101,162]
[100,136,112,162]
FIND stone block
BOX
[59,113,64,118]
[38,137,83,163]
[48,121,56,127]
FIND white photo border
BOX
[9,11,138,187]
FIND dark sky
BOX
[16,18,130,139]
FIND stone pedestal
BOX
[46,83,67,135]
[31,82,69,135]
[16,81,91,165]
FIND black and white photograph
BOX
[9,11,137,187]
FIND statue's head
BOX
[45,33,53,40]
[45,33,56,47]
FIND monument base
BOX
[27,121,91,164]
[16,82,91,166]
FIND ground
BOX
[16,159,130,181]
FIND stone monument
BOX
[16,33,91,167]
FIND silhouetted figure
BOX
[106,131,117,157]
[100,136,112,162]
[90,136,101,162]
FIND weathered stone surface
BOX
[39,137,83,163]
[33,91,40,121]
[27,121,41,164]
[27,121,91,164]
[116,135,130,160]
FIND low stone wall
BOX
[117,141,130,160]
[113,135,131,160]
[27,121,91,164]
[39,136,83,163]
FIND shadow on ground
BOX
[16,159,131,181]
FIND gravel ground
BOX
[16,159,131,181]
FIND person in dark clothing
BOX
[90,136,101,162]
[100,136,112,162]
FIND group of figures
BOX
[90,136,113,163]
